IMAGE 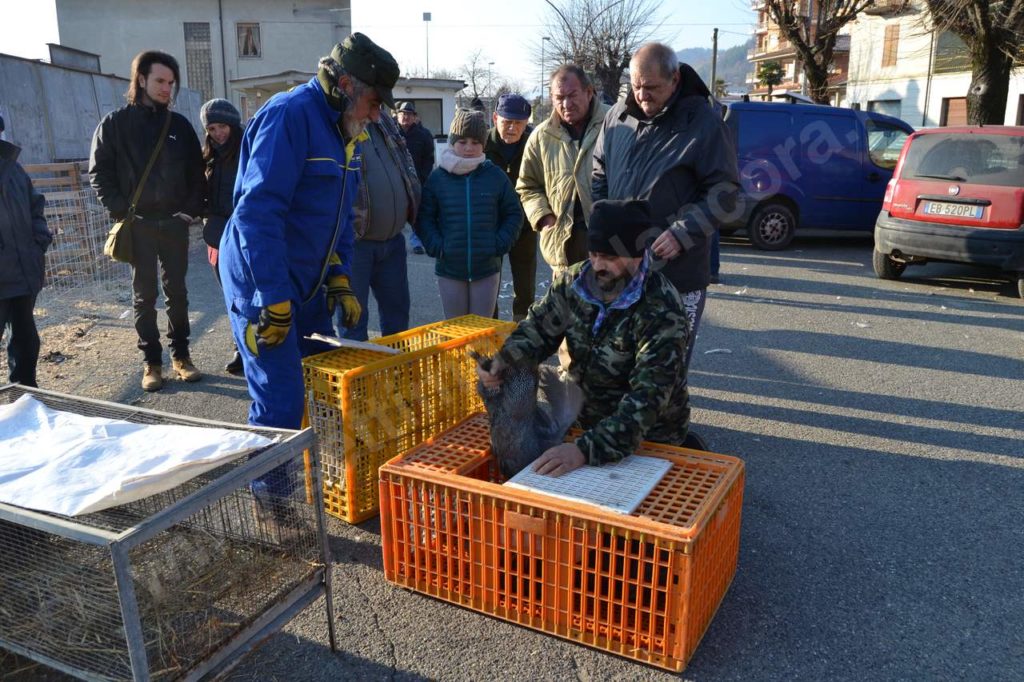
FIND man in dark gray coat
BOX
[0,134,52,387]
[592,42,739,365]
[335,110,420,341]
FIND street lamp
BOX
[488,61,494,97]
[540,36,551,101]
[423,12,431,77]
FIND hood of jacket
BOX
[623,63,711,123]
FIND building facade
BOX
[55,0,352,110]
[0,50,202,164]
[843,0,1024,127]
[746,0,850,104]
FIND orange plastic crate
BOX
[379,413,744,671]
[302,315,515,523]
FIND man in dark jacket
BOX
[336,110,420,341]
[89,50,204,391]
[396,101,434,254]
[0,135,52,387]
[485,93,534,320]
[592,43,739,366]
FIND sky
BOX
[0,0,754,97]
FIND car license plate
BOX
[924,201,984,219]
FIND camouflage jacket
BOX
[498,259,690,465]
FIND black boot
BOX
[225,350,244,375]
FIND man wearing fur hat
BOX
[217,34,398,521]
[477,199,691,477]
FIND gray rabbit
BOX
[469,350,583,479]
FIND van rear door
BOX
[801,110,877,230]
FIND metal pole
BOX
[540,39,545,101]
[922,26,937,126]
[711,28,719,96]
[423,12,432,77]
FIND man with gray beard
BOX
[217,34,398,528]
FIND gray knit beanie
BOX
[448,108,488,146]
[200,98,242,128]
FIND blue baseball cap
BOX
[496,93,531,121]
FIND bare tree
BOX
[461,50,492,101]
[494,77,527,98]
[540,0,665,99]
[763,0,874,104]
[923,0,1024,124]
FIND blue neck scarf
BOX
[572,252,650,335]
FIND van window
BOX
[866,119,909,170]
[903,133,1024,188]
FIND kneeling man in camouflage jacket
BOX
[477,199,691,477]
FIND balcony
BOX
[863,0,913,16]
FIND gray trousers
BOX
[438,273,501,319]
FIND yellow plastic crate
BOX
[302,315,515,523]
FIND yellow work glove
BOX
[326,275,362,328]
[244,300,292,355]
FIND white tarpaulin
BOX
[0,395,275,516]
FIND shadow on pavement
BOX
[683,425,1024,680]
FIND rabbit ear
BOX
[537,365,583,436]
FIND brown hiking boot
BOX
[172,357,202,382]
[142,364,163,392]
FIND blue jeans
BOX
[333,233,410,341]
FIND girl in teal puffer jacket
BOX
[414,109,523,318]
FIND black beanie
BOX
[587,199,654,257]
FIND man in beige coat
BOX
[517,65,610,276]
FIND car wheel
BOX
[1016,273,1024,299]
[872,248,906,280]
[748,202,796,251]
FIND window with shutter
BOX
[881,24,900,68]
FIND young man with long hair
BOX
[89,50,204,391]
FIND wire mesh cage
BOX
[40,187,131,300]
[0,385,336,681]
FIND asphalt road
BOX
[5,228,1023,681]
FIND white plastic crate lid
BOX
[504,454,672,515]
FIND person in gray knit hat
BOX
[200,97,245,373]
[200,98,242,129]
[414,108,523,318]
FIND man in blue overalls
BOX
[218,33,399,531]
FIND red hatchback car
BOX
[873,126,1024,297]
